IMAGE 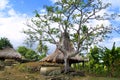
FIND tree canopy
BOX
[24,0,112,53]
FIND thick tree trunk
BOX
[64,57,70,73]
[60,32,74,73]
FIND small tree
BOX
[0,37,13,49]
[24,0,114,73]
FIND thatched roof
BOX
[0,47,21,59]
[41,48,88,64]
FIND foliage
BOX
[0,37,13,49]
[36,40,48,54]
[17,46,44,61]
[39,53,46,60]
[25,49,39,60]
[17,46,28,57]
[101,43,120,77]
[88,43,120,77]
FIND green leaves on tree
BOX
[45,6,54,13]
[52,16,62,22]
[34,10,40,17]
[49,28,59,34]
[82,25,88,33]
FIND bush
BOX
[17,46,41,61]
[0,37,13,49]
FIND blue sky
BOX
[0,0,120,50]
[9,0,52,15]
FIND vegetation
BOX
[0,0,119,79]
[23,0,114,73]
[17,46,45,61]
[0,37,13,49]
[83,42,120,77]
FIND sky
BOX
[0,0,53,49]
[0,0,120,50]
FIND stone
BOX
[40,66,61,75]
[70,71,85,76]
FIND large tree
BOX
[24,0,113,73]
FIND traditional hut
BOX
[0,47,21,60]
[41,48,88,64]
[40,47,88,75]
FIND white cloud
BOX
[0,16,28,48]
[86,0,120,48]
[99,37,120,49]
[40,9,46,13]
[8,8,17,16]
[110,37,120,42]
[103,0,120,9]
[50,0,60,3]
[0,0,28,49]
[0,0,9,10]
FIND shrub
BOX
[17,46,41,61]
[0,37,13,49]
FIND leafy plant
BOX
[88,43,120,77]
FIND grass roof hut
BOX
[40,46,88,74]
[41,37,88,65]
[41,48,88,65]
[0,47,21,60]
